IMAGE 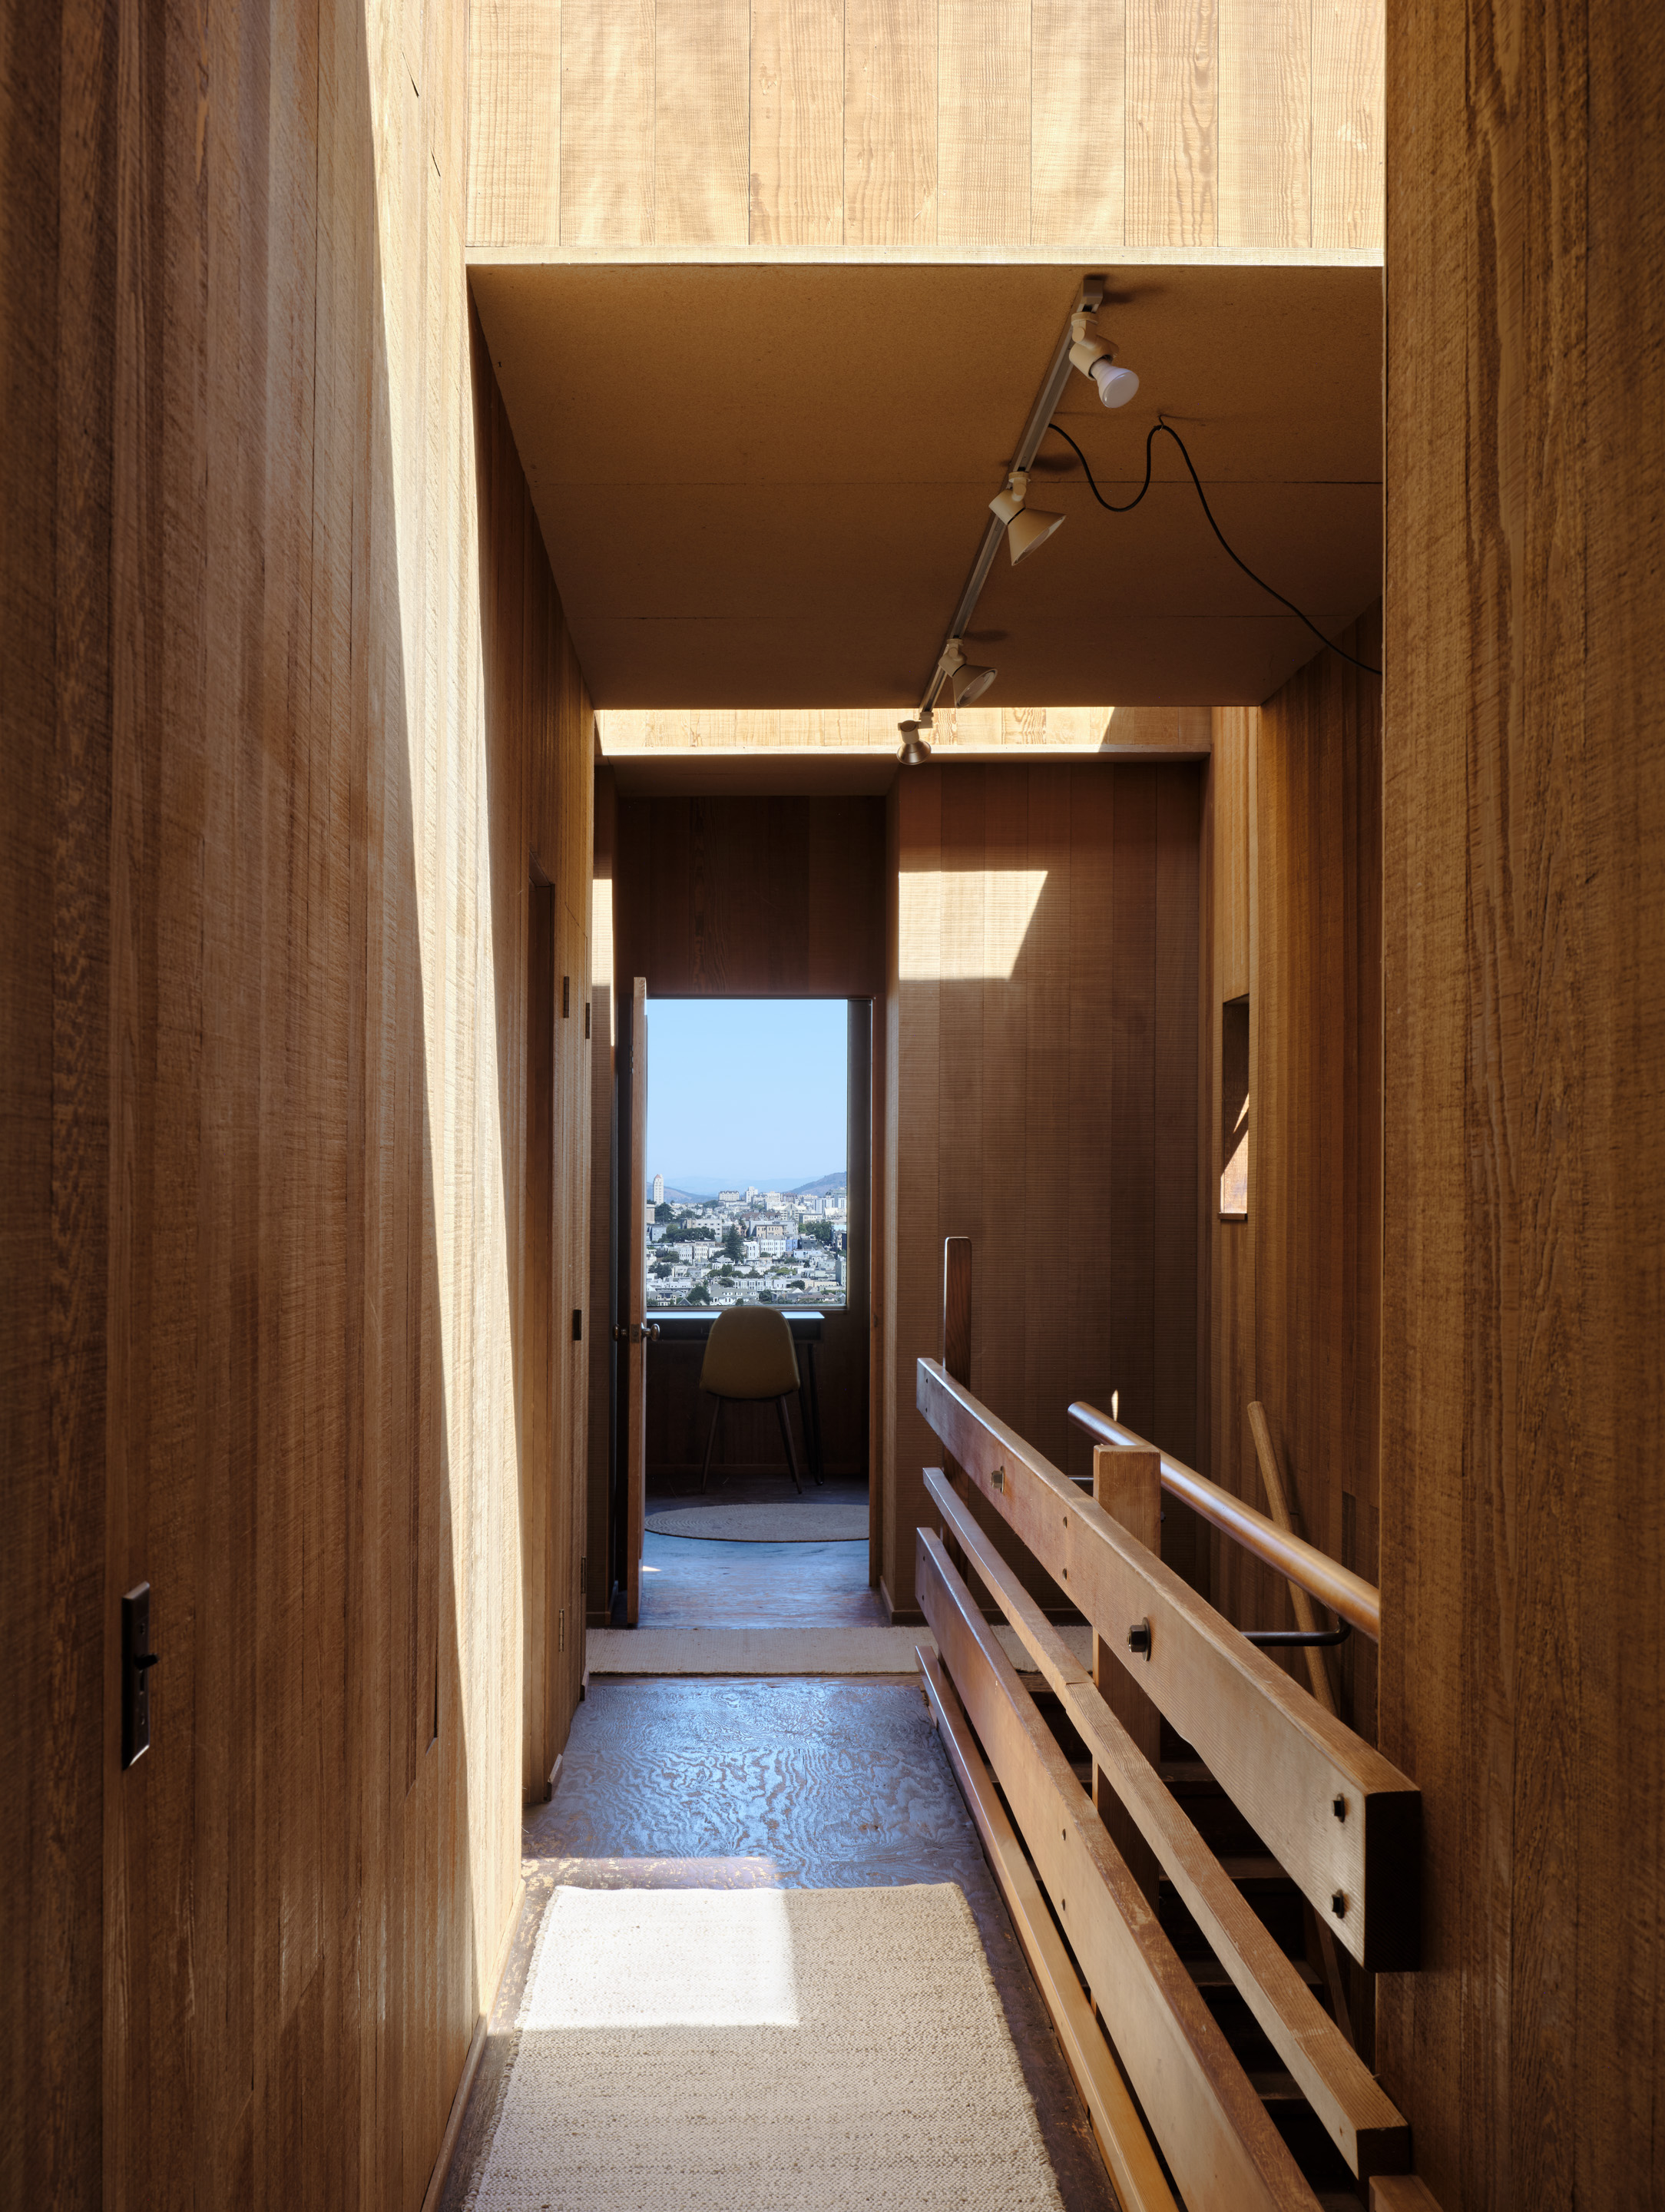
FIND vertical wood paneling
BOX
[3,0,596,2197]
[471,0,1384,253]
[654,0,753,243]
[883,763,1200,1615]
[1126,0,1218,244]
[615,796,886,996]
[749,0,846,243]
[1030,0,1126,244]
[1379,0,1664,2199]
[3,0,117,2190]
[843,0,938,243]
[468,0,561,247]
[1217,0,1309,247]
[559,0,655,243]
[1107,770,1159,1438]
[1310,0,1383,248]
[936,0,1030,245]
[1153,770,1202,1491]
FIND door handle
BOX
[611,1321,662,1345]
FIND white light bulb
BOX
[1090,359,1140,408]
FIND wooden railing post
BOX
[938,1239,975,1582]
[1094,1442,1164,1907]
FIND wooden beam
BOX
[918,1647,1180,2212]
[917,1529,1325,2212]
[924,1470,1409,2179]
[919,1359,1420,1967]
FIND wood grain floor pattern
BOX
[638,1526,888,1628]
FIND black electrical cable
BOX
[1040,418,1383,678]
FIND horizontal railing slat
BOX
[1068,1399,1382,1640]
[924,1466,1410,2178]
[917,1358,1420,1969]
[917,1529,1326,2212]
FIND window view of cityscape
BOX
[644,998,849,1310]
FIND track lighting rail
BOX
[909,267,1383,734]
[914,275,1106,717]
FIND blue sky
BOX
[644,998,848,1194]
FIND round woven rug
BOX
[645,1496,868,1542]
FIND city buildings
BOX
[642,1181,848,1308]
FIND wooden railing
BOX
[912,1253,1436,2209]
[1067,1396,1381,1641]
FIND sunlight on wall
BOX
[898,867,1050,981]
[369,16,520,2016]
[524,1889,801,2028]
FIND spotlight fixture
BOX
[940,639,998,707]
[988,471,1066,566]
[1068,312,1139,408]
[898,716,934,766]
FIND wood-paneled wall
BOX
[614,795,887,998]
[468,0,1384,253]
[1379,0,1663,2199]
[2,0,593,2201]
[1199,611,1383,1741]
[479,339,597,1803]
[882,761,1201,1618]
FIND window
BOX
[644,998,849,1309]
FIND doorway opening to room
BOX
[624,995,880,1633]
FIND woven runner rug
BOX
[463,1883,1064,2211]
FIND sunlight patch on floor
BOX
[523,1886,800,2027]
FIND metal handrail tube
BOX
[1067,1399,1382,1643]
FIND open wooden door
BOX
[622,976,649,1624]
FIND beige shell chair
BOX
[698,1304,806,1494]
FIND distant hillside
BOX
[650,1174,846,1204]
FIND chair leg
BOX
[775,1396,804,1495]
[700,1397,724,1492]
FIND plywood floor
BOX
[442,1674,1117,2210]
[637,1524,885,1628]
